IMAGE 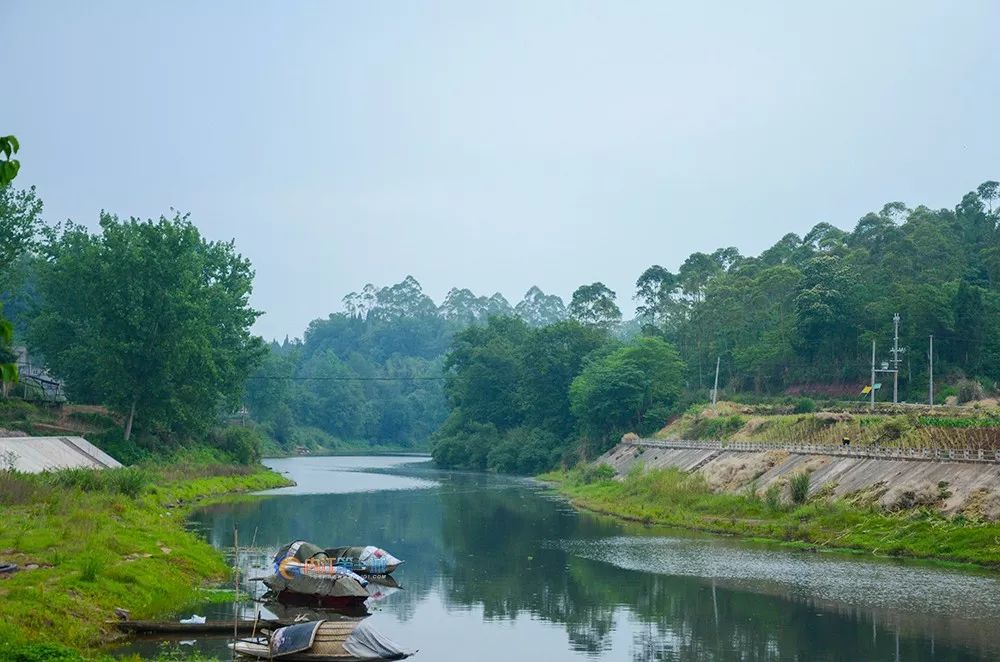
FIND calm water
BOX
[124,456,1000,660]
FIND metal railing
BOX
[626,439,1000,464]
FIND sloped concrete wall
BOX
[596,441,1000,517]
[0,436,122,472]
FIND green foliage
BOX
[0,135,20,186]
[570,336,686,451]
[789,472,811,504]
[793,397,816,413]
[569,282,622,331]
[0,461,290,653]
[86,428,151,465]
[487,427,564,475]
[764,484,782,510]
[434,321,685,471]
[918,415,1000,428]
[0,469,38,505]
[629,182,1000,398]
[555,465,1000,566]
[0,641,89,662]
[42,466,152,497]
[211,425,264,465]
[77,553,106,582]
[688,414,746,440]
[566,463,616,485]
[27,213,264,444]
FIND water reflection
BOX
[155,457,1000,660]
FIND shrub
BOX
[0,641,88,661]
[487,427,563,475]
[287,425,338,451]
[764,484,782,510]
[789,472,811,504]
[878,418,910,441]
[0,399,39,422]
[956,378,986,404]
[793,397,816,414]
[568,463,617,485]
[67,410,118,429]
[107,467,151,497]
[86,428,151,465]
[691,415,745,440]
[214,426,264,465]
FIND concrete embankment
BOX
[598,440,1000,519]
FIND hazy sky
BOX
[5,1,999,339]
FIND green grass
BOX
[544,466,1000,567]
[0,463,290,654]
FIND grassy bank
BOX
[542,465,1000,568]
[0,462,291,658]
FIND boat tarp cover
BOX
[270,620,323,658]
[326,546,402,573]
[265,542,369,597]
[275,541,327,563]
[342,620,413,660]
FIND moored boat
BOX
[264,541,370,606]
[231,619,414,661]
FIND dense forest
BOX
[243,278,584,451]
[430,180,1000,472]
[3,176,1000,470]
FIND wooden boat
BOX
[231,619,414,661]
[264,542,371,606]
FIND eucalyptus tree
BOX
[514,286,567,326]
[569,282,621,331]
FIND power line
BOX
[247,375,445,382]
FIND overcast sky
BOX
[5,1,999,339]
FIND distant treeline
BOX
[638,181,1000,396]
[5,177,1000,469]
[243,277,608,451]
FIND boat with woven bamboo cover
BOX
[231,619,414,661]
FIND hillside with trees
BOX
[635,181,1000,397]
[432,180,1000,473]
[4,177,1000,469]
[243,277,581,451]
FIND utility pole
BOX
[890,313,904,404]
[712,356,720,408]
[870,340,876,411]
[929,335,934,407]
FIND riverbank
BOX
[541,466,1000,568]
[0,462,292,658]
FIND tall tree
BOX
[570,336,685,453]
[514,286,567,326]
[569,282,621,331]
[29,212,264,442]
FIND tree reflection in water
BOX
[184,460,998,661]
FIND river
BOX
[126,456,1000,660]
